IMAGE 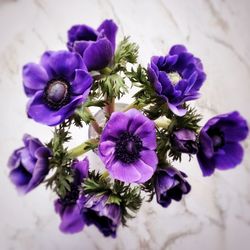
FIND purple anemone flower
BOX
[155,167,191,208]
[23,50,93,126]
[197,111,248,176]
[171,129,198,154]
[55,158,89,234]
[148,45,206,116]
[67,19,118,71]
[8,134,51,194]
[81,194,121,238]
[99,109,158,183]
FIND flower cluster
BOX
[8,19,248,238]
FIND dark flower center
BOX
[208,129,225,151]
[44,79,70,110]
[115,132,143,164]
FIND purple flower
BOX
[171,129,198,154]
[67,19,118,71]
[81,194,121,238]
[155,167,191,208]
[23,50,93,126]
[148,45,206,116]
[197,111,248,176]
[8,134,51,194]
[55,158,89,234]
[99,109,158,183]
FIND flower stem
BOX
[85,107,102,134]
[68,138,99,159]
[122,101,140,112]
[104,94,115,117]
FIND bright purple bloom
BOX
[8,134,51,194]
[81,194,121,238]
[67,19,118,71]
[155,167,191,208]
[171,129,198,154]
[99,109,158,183]
[197,111,248,176]
[148,45,206,116]
[55,158,89,234]
[23,50,93,126]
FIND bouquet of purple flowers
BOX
[8,19,248,238]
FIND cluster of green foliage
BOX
[45,121,74,198]
[82,171,142,225]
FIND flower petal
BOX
[169,45,187,55]
[27,91,84,126]
[25,147,49,193]
[215,143,244,170]
[73,157,89,181]
[101,112,129,140]
[23,63,48,96]
[140,150,158,169]
[58,204,84,234]
[135,159,155,183]
[109,161,141,183]
[197,151,215,176]
[97,19,118,52]
[83,38,113,70]
[168,102,187,116]
[71,69,93,95]
[9,167,31,187]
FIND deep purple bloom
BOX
[55,158,89,234]
[148,45,206,116]
[81,194,121,238]
[197,111,248,176]
[67,19,118,71]
[171,129,198,154]
[8,134,51,194]
[23,50,93,126]
[99,109,158,183]
[155,167,191,208]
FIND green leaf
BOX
[115,36,139,65]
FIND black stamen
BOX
[115,132,143,164]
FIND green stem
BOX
[68,139,99,159]
[122,101,146,112]
[85,107,102,134]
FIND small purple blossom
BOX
[148,45,206,116]
[171,129,198,154]
[23,50,93,126]
[197,111,248,176]
[55,158,89,234]
[81,194,121,238]
[155,167,191,208]
[99,109,158,183]
[8,134,51,194]
[67,19,118,71]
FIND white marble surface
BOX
[0,0,250,249]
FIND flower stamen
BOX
[115,132,142,163]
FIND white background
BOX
[0,0,249,249]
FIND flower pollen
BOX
[167,72,182,85]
